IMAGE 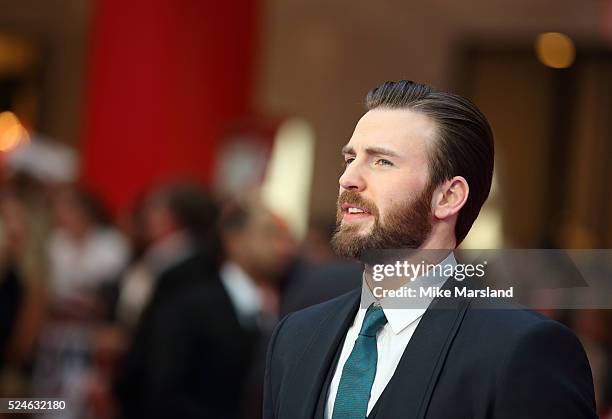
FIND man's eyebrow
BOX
[364,146,400,158]
[341,145,400,158]
[341,145,355,155]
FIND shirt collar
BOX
[359,251,457,335]
[220,262,262,323]
[145,230,195,275]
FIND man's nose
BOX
[339,164,366,192]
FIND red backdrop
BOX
[80,0,258,214]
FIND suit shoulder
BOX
[461,302,585,359]
[282,287,360,330]
[485,310,597,416]
[270,287,359,353]
[465,298,553,331]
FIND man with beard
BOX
[263,81,597,419]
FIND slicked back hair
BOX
[365,80,494,245]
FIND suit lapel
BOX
[278,289,361,419]
[369,279,471,419]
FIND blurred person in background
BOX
[31,185,128,419]
[0,180,49,397]
[570,310,612,416]
[219,196,296,332]
[218,195,297,419]
[113,183,258,419]
[85,194,150,419]
[280,219,361,316]
[0,138,80,398]
[47,186,129,315]
[0,192,28,373]
[299,219,338,264]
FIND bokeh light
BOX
[0,111,29,152]
[535,32,576,69]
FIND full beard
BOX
[331,183,434,259]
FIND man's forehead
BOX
[345,108,437,154]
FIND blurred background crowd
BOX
[0,0,611,418]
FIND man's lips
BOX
[340,203,372,219]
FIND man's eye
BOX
[375,159,393,167]
[344,157,355,166]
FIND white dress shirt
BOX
[325,252,457,418]
[48,227,129,301]
[220,262,263,327]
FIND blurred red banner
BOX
[80,0,258,214]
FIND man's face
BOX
[143,197,177,244]
[233,210,296,282]
[331,108,437,258]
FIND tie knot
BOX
[359,304,387,337]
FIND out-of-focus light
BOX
[535,32,576,69]
[0,34,36,73]
[0,111,29,152]
[261,118,315,241]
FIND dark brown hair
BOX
[365,80,494,245]
[150,182,223,264]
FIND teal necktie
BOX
[332,304,388,419]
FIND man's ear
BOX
[432,176,469,220]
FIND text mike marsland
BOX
[371,285,514,299]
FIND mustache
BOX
[337,190,379,216]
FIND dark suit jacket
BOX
[115,251,258,419]
[263,279,597,419]
[0,265,22,370]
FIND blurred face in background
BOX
[0,194,29,258]
[52,188,92,240]
[332,109,437,258]
[142,196,179,245]
[225,208,296,283]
